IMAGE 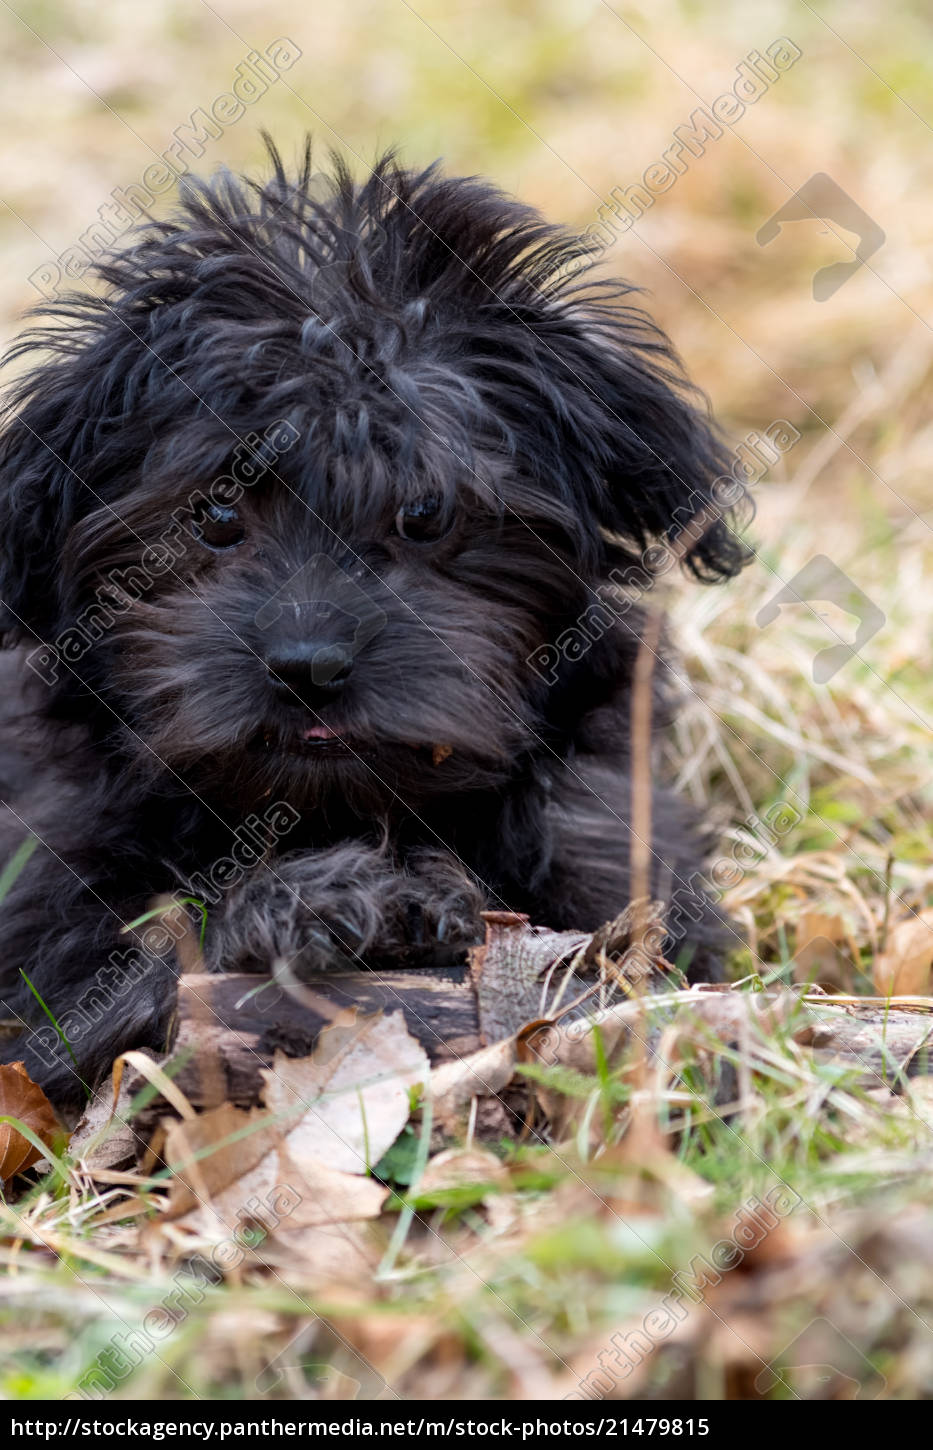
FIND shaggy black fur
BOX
[0,141,750,1111]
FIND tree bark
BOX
[159,968,933,1114]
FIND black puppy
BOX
[0,141,749,1109]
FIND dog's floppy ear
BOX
[0,351,94,643]
[543,287,752,583]
[0,293,151,646]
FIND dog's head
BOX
[0,140,750,811]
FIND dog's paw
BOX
[395,850,485,964]
[205,892,354,977]
[204,847,388,976]
[204,844,485,977]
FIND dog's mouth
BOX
[259,723,357,759]
[297,723,354,756]
[257,724,456,768]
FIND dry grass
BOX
[0,0,932,1403]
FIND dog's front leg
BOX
[520,760,729,981]
[204,842,485,977]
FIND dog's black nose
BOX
[265,642,354,705]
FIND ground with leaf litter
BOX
[4,903,933,1400]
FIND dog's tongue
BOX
[302,724,338,740]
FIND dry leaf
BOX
[261,1010,429,1174]
[164,1102,388,1245]
[0,1061,63,1181]
[169,1136,387,1238]
[519,1010,630,1076]
[161,1013,426,1245]
[264,1220,387,1288]
[793,911,851,987]
[874,909,933,996]
[163,1102,284,1217]
[590,1137,715,1213]
[418,1146,509,1198]
[272,1150,388,1226]
[429,1038,517,1131]
[68,1077,139,1173]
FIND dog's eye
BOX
[394,495,449,543]
[193,501,246,552]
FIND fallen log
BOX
[167,965,481,1108]
[145,907,933,1116]
[134,906,654,1115]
